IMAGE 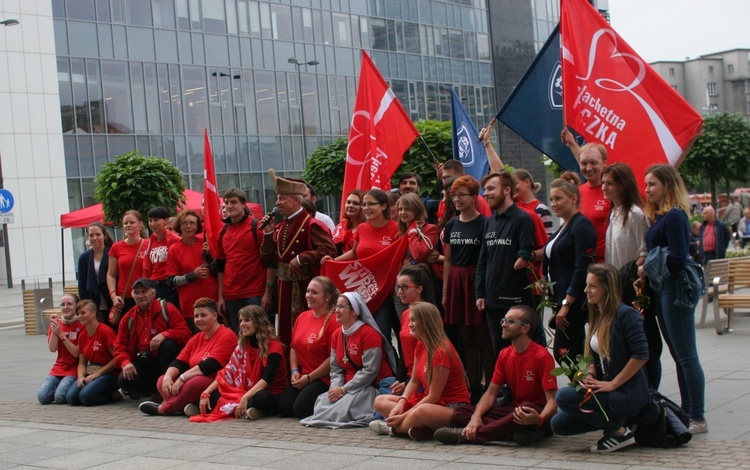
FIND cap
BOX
[131,278,156,290]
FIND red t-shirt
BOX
[332,221,356,254]
[109,239,147,298]
[262,340,289,394]
[491,341,557,407]
[332,324,393,383]
[412,341,469,405]
[166,234,218,318]
[353,220,399,259]
[175,324,237,371]
[143,231,181,280]
[399,308,418,373]
[47,320,82,376]
[217,216,266,300]
[291,310,339,385]
[579,183,609,262]
[78,322,117,368]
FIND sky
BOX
[607,0,749,62]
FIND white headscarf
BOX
[341,292,397,373]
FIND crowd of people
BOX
[39,128,709,454]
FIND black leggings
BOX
[277,380,328,419]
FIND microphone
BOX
[258,206,280,230]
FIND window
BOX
[746,80,750,94]
[707,82,718,96]
[708,65,714,75]
[669,67,675,77]
[728,64,734,74]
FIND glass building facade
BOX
[53,0,495,222]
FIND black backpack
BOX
[632,389,692,448]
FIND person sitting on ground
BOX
[433,304,557,446]
[139,298,237,416]
[551,264,650,453]
[38,293,82,404]
[278,277,341,419]
[113,278,191,400]
[67,300,120,406]
[370,302,470,441]
[300,292,397,428]
[191,305,289,422]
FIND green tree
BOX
[94,151,187,224]
[679,113,750,207]
[303,119,453,200]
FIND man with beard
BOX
[475,171,535,357]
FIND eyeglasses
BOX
[335,304,351,311]
[361,202,381,207]
[500,318,528,326]
[451,193,472,199]
[396,284,419,292]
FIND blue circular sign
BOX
[0,189,14,213]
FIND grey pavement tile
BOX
[385,449,463,461]
[144,441,239,460]
[199,435,265,447]
[262,451,372,470]
[0,445,71,465]
[253,439,327,451]
[314,444,394,456]
[86,456,186,470]
[174,463,264,470]
[0,429,73,446]
[533,460,632,469]
[31,450,123,469]
[84,436,181,455]
[453,454,545,467]
[435,463,520,470]
[202,445,302,467]
[0,427,37,440]
[45,433,124,451]
[344,456,444,469]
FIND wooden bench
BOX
[713,257,750,334]
[699,258,730,327]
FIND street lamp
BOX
[0,19,19,26]
[288,57,319,158]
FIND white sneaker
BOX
[689,419,708,434]
[183,403,200,417]
[245,407,264,420]
[368,419,392,436]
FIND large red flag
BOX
[560,0,702,180]
[342,51,419,215]
[322,236,408,313]
[203,129,223,257]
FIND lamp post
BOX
[0,19,19,26]
[0,19,17,287]
[288,58,319,158]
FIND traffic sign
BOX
[0,213,13,224]
[0,189,14,213]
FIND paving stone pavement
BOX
[0,282,749,469]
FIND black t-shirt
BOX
[445,214,487,267]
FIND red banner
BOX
[560,0,702,179]
[342,51,419,215]
[203,129,223,258]
[322,236,408,312]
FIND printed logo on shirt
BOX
[202,352,211,360]
[594,199,608,211]
[485,231,513,247]
[307,333,318,344]
[93,340,102,351]
[525,369,535,382]
[450,231,480,246]
[380,236,393,246]
[348,343,359,357]
[150,245,169,263]
[69,332,77,341]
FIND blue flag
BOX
[450,87,489,184]
[494,24,579,171]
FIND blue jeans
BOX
[654,280,705,421]
[37,375,76,404]
[551,386,625,435]
[67,374,119,406]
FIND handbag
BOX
[85,363,103,376]
[109,239,146,326]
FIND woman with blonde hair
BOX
[278,276,341,418]
[37,293,82,404]
[641,163,706,434]
[371,302,469,441]
[107,210,147,327]
[191,306,288,422]
[552,264,650,453]
[512,169,553,237]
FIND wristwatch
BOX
[561,299,570,307]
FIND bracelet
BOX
[266,282,275,288]
[200,392,210,399]
[483,141,492,147]
[398,396,407,402]
[307,374,312,383]
[179,374,187,382]
[442,288,448,291]
[60,336,66,342]
[291,369,300,374]
[537,414,545,428]
[109,290,116,296]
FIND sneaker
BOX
[689,419,708,434]
[512,428,543,446]
[111,390,123,402]
[184,403,200,417]
[433,427,468,445]
[407,427,434,441]
[245,407,264,420]
[368,419,392,436]
[139,401,160,416]
[591,428,636,453]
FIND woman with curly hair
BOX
[332,190,365,255]
[190,306,288,422]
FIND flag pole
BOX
[476,117,497,143]
[418,134,440,164]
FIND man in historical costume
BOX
[260,170,336,347]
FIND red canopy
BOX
[60,189,265,228]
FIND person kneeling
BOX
[370,302,470,441]
[434,305,557,445]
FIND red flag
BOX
[560,0,702,180]
[342,51,419,215]
[322,236,408,313]
[203,129,223,257]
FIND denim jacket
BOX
[644,246,705,309]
